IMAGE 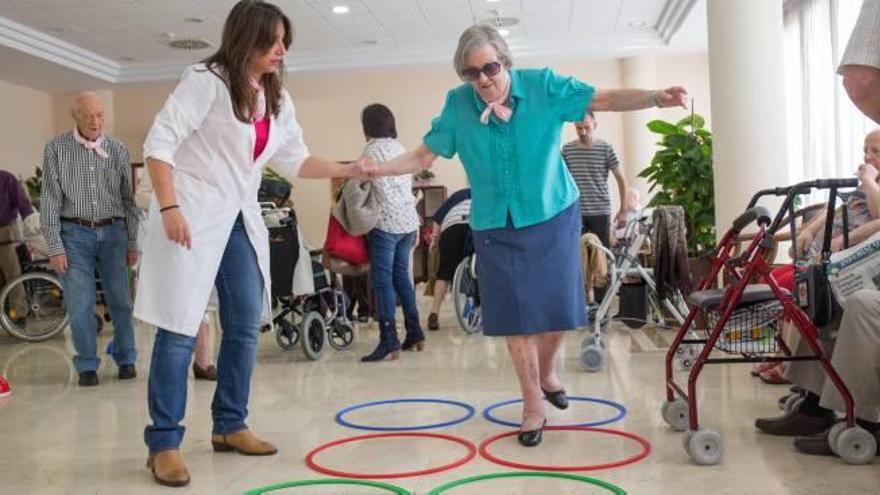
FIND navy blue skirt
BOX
[472,202,587,336]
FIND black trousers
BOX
[342,274,371,319]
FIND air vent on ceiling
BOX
[484,16,519,28]
[168,38,212,50]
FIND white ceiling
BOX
[0,0,706,91]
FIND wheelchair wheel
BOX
[274,316,300,350]
[1,272,68,342]
[300,311,326,360]
[452,257,482,334]
[328,318,355,350]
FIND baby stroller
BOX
[662,178,874,465]
[261,203,355,360]
[580,210,691,372]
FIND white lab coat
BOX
[135,64,308,337]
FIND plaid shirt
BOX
[40,131,138,256]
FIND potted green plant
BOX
[413,169,435,185]
[638,113,716,258]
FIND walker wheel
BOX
[661,399,689,432]
[580,344,606,372]
[687,428,724,465]
[828,421,848,456]
[835,426,877,465]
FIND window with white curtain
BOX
[784,0,876,189]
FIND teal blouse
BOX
[424,68,595,231]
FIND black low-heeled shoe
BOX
[517,419,547,447]
[542,388,569,410]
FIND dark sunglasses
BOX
[461,61,502,81]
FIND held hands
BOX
[654,87,689,109]
[162,208,192,250]
[127,250,139,267]
[352,157,380,180]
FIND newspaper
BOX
[827,231,880,308]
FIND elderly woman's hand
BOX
[654,87,689,109]
[858,163,879,185]
[791,230,814,259]
[352,157,379,179]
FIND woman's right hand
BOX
[162,208,192,250]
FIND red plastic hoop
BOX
[306,432,477,479]
[479,426,651,472]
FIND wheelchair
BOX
[452,252,481,334]
[261,204,355,360]
[0,244,67,342]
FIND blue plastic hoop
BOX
[335,398,477,431]
[482,396,627,428]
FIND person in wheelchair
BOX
[0,169,37,324]
[426,187,471,330]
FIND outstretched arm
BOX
[589,87,688,112]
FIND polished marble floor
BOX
[1,294,878,494]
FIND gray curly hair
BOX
[453,24,514,81]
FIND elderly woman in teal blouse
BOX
[377,25,687,447]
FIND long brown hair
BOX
[203,0,292,123]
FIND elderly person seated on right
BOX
[755,290,880,459]
[770,129,880,292]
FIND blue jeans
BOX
[59,220,136,372]
[367,229,418,323]
[144,215,264,452]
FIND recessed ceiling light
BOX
[498,28,510,36]
[183,16,204,23]
[628,21,647,28]
[332,5,349,14]
[361,39,379,45]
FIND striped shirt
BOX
[40,131,138,256]
[561,139,620,216]
[433,189,472,233]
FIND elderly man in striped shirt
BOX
[40,92,139,387]
[561,111,628,305]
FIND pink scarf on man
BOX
[479,77,513,125]
[73,127,108,158]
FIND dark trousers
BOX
[342,274,371,319]
[582,214,611,304]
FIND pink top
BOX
[254,117,270,160]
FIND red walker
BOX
[663,178,877,465]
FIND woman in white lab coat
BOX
[136,0,373,487]
[135,173,217,381]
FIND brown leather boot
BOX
[147,450,190,487]
[211,429,278,456]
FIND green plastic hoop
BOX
[426,471,627,495]
[243,478,412,495]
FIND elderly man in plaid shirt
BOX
[40,92,139,387]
